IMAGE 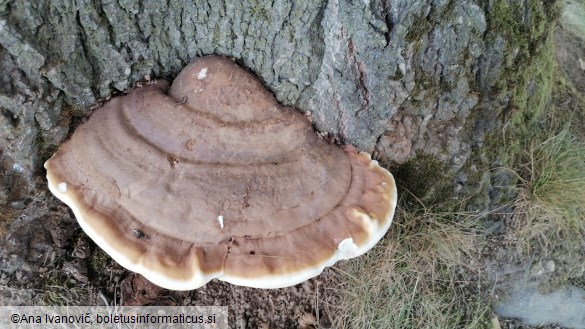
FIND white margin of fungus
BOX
[219,152,398,289]
[46,159,218,291]
[45,151,398,290]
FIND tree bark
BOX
[1,0,560,206]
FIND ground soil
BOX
[0,190,342,328]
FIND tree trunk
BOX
[0,0,560,323]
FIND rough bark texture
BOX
[0,0,561,325]
[0,0,560,206]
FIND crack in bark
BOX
[378,0,392,47]
[347,39,370,118]
[74,9,98,95]
[95,0,118,50]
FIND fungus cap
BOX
[44,56,397,290]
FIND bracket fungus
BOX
[44,56,398,290]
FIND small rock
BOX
[120,273,163,306]
[46,221,76,248]
[62,259,88,284]
[491,316,502,329]
[0,273,8,285]
[543,260,555,273]
[14,270,30,282]
[533,259,556,276]
[298,313,317,328]
[579,58,585,71]
[72,237,90,259]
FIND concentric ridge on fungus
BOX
[44,56,398,290]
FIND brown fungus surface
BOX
[44,56,397,290]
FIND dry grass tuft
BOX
[512,127,585,249]
[330,200,491,329]
[506,124,585,287]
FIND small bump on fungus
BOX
[44,56,398,290]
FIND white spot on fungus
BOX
[197,67,208,80]
[349,208,376,235]
[217,215,224,229]
[337,238,359,258]
[58,182,68,193]
[12,163,23,172]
